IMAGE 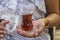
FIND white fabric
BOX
[0,0,51,40]
[31,0,46,13]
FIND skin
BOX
[45,0,60,27]
[0,21,9,39]
[0,0,60,39]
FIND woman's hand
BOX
[0,20,9,39]
[16,19,47,38]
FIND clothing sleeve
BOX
[45,0,59,16]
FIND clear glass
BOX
[17,0,35,31]
[0,7,22,40]
[1,14,19,33]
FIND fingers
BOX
[0,24,6,39]
[18,30,35,38]
[0,30,6,34]
[0,26,6,30]
[34,29,40,37]
[0,31,6,39]
[16,26,34,38]
[0,35,4,38]
[0,28,6,39]
[16,26,40,38]
[17,29,40,38]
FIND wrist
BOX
[43,18,49,26]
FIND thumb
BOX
[0,20,9,25]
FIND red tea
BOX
[21,14,33,31]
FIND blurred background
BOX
[49,27,60,40]
[53,27,60,40]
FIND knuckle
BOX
[0,27,5,30]
[0,31,4,34]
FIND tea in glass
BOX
[21,14,33,31]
